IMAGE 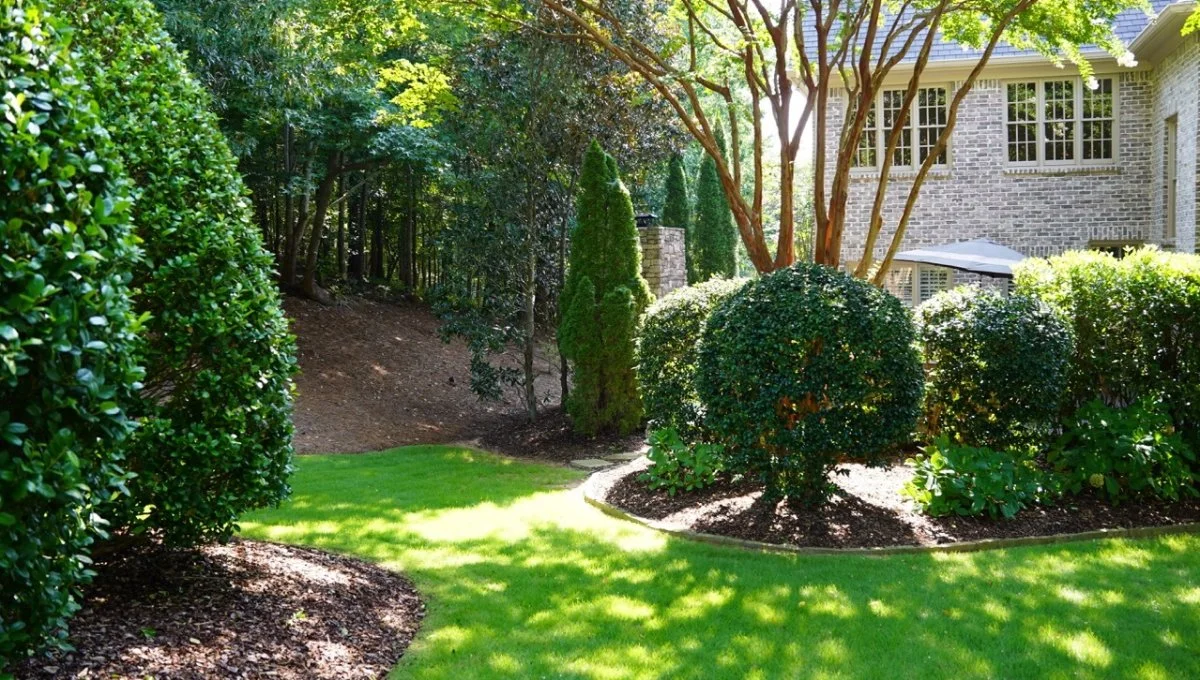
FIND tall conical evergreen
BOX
[693,129,738,281]
[559,141,652,435]
[661,153,694,283]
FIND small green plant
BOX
[903,437,1049,519]
[639,428,724,496]
[1051,399,1197,505]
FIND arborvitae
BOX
[559,141,652,435]
[661,153,694,283]
[693,129,738,281]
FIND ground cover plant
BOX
[242,445,1200,679]
[903,437,1048,519]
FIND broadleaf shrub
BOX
[917,286,1072,449]
[1,0,143,659]
[55,0,297,545]
[635,278,744,440]
[903,437,1048,519]
[696,263,923,506]
[638,427,724,496]
[1014,248,1200,451]
[1051,399,1197,505]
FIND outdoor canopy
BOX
[891,238,1027,278]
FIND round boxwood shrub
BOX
[635,278,744,439]
[54,0,297,546]
[917,287,1072,449]
[1,1,143,660]
[696,263,924,506]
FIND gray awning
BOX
[892,238,1026,277]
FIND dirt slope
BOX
[285,296,563,454]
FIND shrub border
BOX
[581,464,1200,556]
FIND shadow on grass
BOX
[242,446,1200,679]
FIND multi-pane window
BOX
[852,87,949,170]
[1005,77,1116,166]
[883,264,954,308]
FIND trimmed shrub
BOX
[639,427,724,496]
[635,278,744,439]
[560,140,652,435]
[696,263,924,506]
[661,153,692,280]
[1051,399,1196,505]
[54,0,297,545]
[1,1,143,659]
[903,437,1047,519]
[917,286,1072,449]
[1014,248,1200,450]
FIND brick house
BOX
[823,1,1199,306]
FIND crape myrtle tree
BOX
[533,0,1139,280]
[692,128,738,281]
[560,141,654,435]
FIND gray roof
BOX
[893,239,1026,277]
[803,1,1171,66]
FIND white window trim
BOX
[1002,76,1120,168]
[852,85,953,173]
[882,262,956,308]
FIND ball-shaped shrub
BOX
[917,287,1072,449]
[54,0,297,546]
[635,278,744,439]
[1,1,142,659]
[696,263,923,506]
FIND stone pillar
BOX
[639,226,687,298]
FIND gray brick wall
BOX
[824,72,1165,263]
[1151,35,1200,253]
[638,226,687,298]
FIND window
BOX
[852,87,949,171]
[1166,116,1178,240]
[883,264,954,308]
[1089,241,1141,259]
[1005,77,1116,166]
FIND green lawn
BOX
[240,446,1200,679]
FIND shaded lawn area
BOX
[240,446,1200,679]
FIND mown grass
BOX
[240,446,1200,679]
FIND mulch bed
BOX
[13,539,424,680]
[476,406,645,464]
[593,458,1200,549]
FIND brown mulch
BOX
[13,540,424,680]
[476,406,646,463]
[286,295,562,454]
[593,458,1200,549]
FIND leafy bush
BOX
[1051,399,1197,505]
[56,0,297,545]
[639,428,724,496]
[1,1,143,659]
[917,286,1072,449]
[903,437,1047,519]
[1014,249,1200,451]
[635,278,744,439]
[691,130,737,282]
[696,263,924,506]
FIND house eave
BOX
[1128,1,1197,65]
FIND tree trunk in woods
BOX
[300,153,340,304]
[337,174,346,280]
[348,172,367,281]
[370,190,385,280]
[522,178,538,422]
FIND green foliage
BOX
[0,1,144,660]
[562,277,602,435]
[696,263,924,506]
[1051,399,1197,505]
[917,287,1072,449]
[638,428,723,496]
[1014,248,1200,449]
[560,141,652,435]
[691,130,737,282]
[635,278,744,439]
[56,0,297,545]
[903,437,1048,520]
